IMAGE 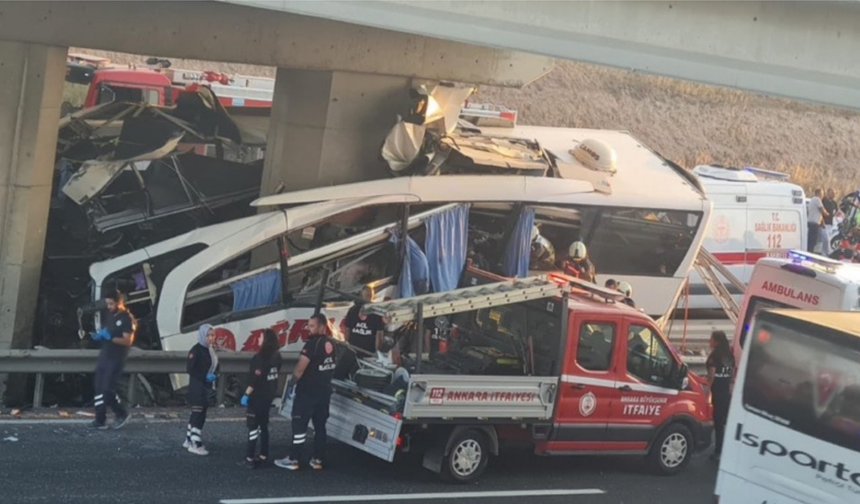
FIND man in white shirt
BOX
[806,189,829,253]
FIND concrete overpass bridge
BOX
[0,0,857,397]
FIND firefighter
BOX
[89,291,134,430]
[275,313,337,471]
[184,324,219,455]
[529,225,556,271]
[618,281,636,308]
[240,328,282,469]
[561,241,596,283]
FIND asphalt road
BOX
[0,416,718,504]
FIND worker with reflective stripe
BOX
[275,314,336,471]
[240,328,282,469]
[184,324,219,456]
[89,291,134,430]
[561,241,596,283]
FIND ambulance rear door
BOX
[743,180,805,273]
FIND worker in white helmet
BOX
[617,281,636,308]
[560,240,596,283]
[529,224,556,271]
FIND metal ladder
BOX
[363,276,563,325]
[692,248,744,323]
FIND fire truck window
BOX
[576,323,616,371]
[743,320,860,454]
[143,89,160,106]
[626,324,674,387]
[587,208,701,277]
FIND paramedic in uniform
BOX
[240,328,282,469]
[89,291,133,430]
[276,314,337,471]
[706,330,735,461]
[344,286,386,356]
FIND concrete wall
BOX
[0,1,552,88]
[0,42,67,400]
[248,0,860,110]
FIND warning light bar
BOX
[788,250,843,273]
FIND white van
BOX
[688,165,807,309]
[715,309,860,504]
[731,251,860,360]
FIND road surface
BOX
[0,415,718,504]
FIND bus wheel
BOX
[648,423,693,475]
[441,429,490,483]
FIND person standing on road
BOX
[240,328,282,469]
[90,291,134,430]
[706,330,735,462]
[806,188,829,253]
[275,313,337,471]
[184,324,219,456]
[823,188,839,255]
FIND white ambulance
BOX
[688,165,807,309]
[731,250,860,360]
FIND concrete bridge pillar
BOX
[0,41,67,402]
[261,69,413,194]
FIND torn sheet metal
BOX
[381,121,427,173]
[62,135,184,205]
[439,134,550,175]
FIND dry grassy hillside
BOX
[75,48,860,193]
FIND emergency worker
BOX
[185,324,219,455]
[344,286,385,356]
[275,314,337,471]
[240,328,282,469]
[618,281,636,308]
[529,225,556,271]
[89,291,134,430]
[561,241,596,283]
[706,330,735,461]
[604,279,618,290]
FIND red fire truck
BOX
[66,53,273,110]
[281,267,713,482]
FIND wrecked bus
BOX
[84,127,711,389]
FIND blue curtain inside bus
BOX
[391,233,430,298]
[425,204,470,293]
[231,269,281,312]
[501,207,536,278]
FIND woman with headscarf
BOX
[184,324,219,455]
[240,328,282,469]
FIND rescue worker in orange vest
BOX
[560,241,596,283]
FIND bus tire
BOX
[648,423,693,475]
[441,429,490,483]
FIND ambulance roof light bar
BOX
[743,166,790,181]
[788,250,843,273]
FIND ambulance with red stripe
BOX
[688,164,807,309]
[731,250,860,362]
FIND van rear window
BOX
[743,320,860,454]
[738,296,792,348]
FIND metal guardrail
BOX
[0,349,298,408]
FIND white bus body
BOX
[715,309,860,504]
[688,165,806,310]
[88,128,711,388]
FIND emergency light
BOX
[788,250,842,273]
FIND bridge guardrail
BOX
[0,349,299,408]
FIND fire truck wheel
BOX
[648,423,693,475]
[441,429,490,483]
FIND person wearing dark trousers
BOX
[240,328,282,469]
[90,291,134,430]
[275,314,337,471]
[706,330,735,461]
[185,324,218,456]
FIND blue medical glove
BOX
[205,372,216,383]
[93,329,110,341]
[240,394,249,407]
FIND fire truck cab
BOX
[283,267,713,482]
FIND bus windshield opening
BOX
[742,320,860,453]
